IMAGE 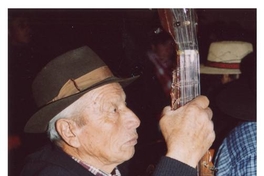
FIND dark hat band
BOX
[206,60,240,69]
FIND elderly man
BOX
[20,46,215,176]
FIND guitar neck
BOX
[165,9,200,110]
[171,49,200,110]
[158,9,216,176]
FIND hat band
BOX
[206,61,240,69]
[51,66,113,102]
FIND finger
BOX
[189,95,209,109]
[205,107,213,120]
[161,106,172,116]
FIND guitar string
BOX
[171,9,200,106]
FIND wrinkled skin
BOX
[159,95,215,168]
[58,83,140,173]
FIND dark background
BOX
[8,8,256,176]
[8,8,257,73]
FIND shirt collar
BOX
[72,156,121,176]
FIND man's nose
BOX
[125,108,141,129]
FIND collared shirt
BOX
[72,156,121,176]
[214,122,256,176]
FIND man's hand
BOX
[159,95,215,168]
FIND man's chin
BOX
[120,148,136,162]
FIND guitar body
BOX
[198,149,216,176]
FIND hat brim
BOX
[200,64,241,75]
[24,76,139,133]
[215,79,256,121]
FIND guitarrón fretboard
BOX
[168,9,200,110]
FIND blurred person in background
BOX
[200,41,253,154]
[214,51,256,175]
[126,27,176,174]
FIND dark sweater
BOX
[20,144,197,176]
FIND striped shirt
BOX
[214,122,256,176]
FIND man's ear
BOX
[56,119,80,148]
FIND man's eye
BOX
[113,108,117,113]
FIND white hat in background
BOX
[200,41,253,74]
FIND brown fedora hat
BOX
[24,46,139,133]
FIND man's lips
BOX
[125,136,138,146]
